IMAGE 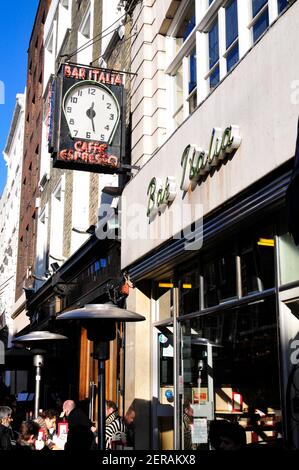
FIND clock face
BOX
[62,81,120,143]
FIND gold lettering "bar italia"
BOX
[180,125,242,192]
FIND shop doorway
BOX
[154,325,174,450]
[179,336,216,449]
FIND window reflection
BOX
[179,270,200,315]
[240,226,275,296]
[203,249,237,308]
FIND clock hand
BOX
[86,102,96,132]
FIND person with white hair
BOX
[62,400,95,451]
[0,406,15,450]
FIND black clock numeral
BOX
[109,114,114,120]
[106,102,112,109]
[86,132,91,139]
[73,130,78,136]
[70,119,75,125]
[78,90,83,96]
[88,88,96,95]
[71,97,78,103]
[100,134,105,141]
[66,107,72,113]
[105,125,110,131]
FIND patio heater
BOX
[57,303,145,450]
[12,331,67,418]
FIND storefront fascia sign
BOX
[180,125,241,191]
[147,176,177,218]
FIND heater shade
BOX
[12,331,68,344]
[57,303,145,322]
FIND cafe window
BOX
[240,226,275,296]
[203,248,237,308]
[278,226,299,286]
[179,269,200,315]
[179,297,282,449]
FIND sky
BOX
[0,0,39,196]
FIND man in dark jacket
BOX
[0,406,15,450]
[62,400,95,450]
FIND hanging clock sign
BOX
[50,63,125,174]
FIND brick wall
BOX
[15,0,51,300]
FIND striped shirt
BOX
[105,411,127,449]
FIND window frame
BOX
[248,0,269,43]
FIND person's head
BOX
[125,406,135,425]
[218,421,246,451]
[0,406,13,427]
[62,400,76,416]
[19,420,40,446]
[43,409,57,431]
[106,400,117,417]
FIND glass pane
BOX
[188,88,197,114]
[252,0,268,17]
[209,65,220,89]
[226,43,239,72]
[174,63,183,113]
[226,0,238,49]
[203,249,237,308]
[209,20,219,69]
[253,8,269,43]
[278,232,299,285]
[176,2,196,42]
[179,270,200,315]
[277,0,288,13]
[189,48,197,94]
[180,298,283,449]
[240,226,275,296]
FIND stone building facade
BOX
[0,94,26,352]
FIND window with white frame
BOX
[167,1,197,129]
[44,26,56,89]
[250,0,269,43]
[207,19,220,89]
[101,0,124,58]
[36,205,49,280]
[77,2,93,65]
[49,178,65,263]
[224,0,239,73]
[57,0,72,54]
[166,0,290,133]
